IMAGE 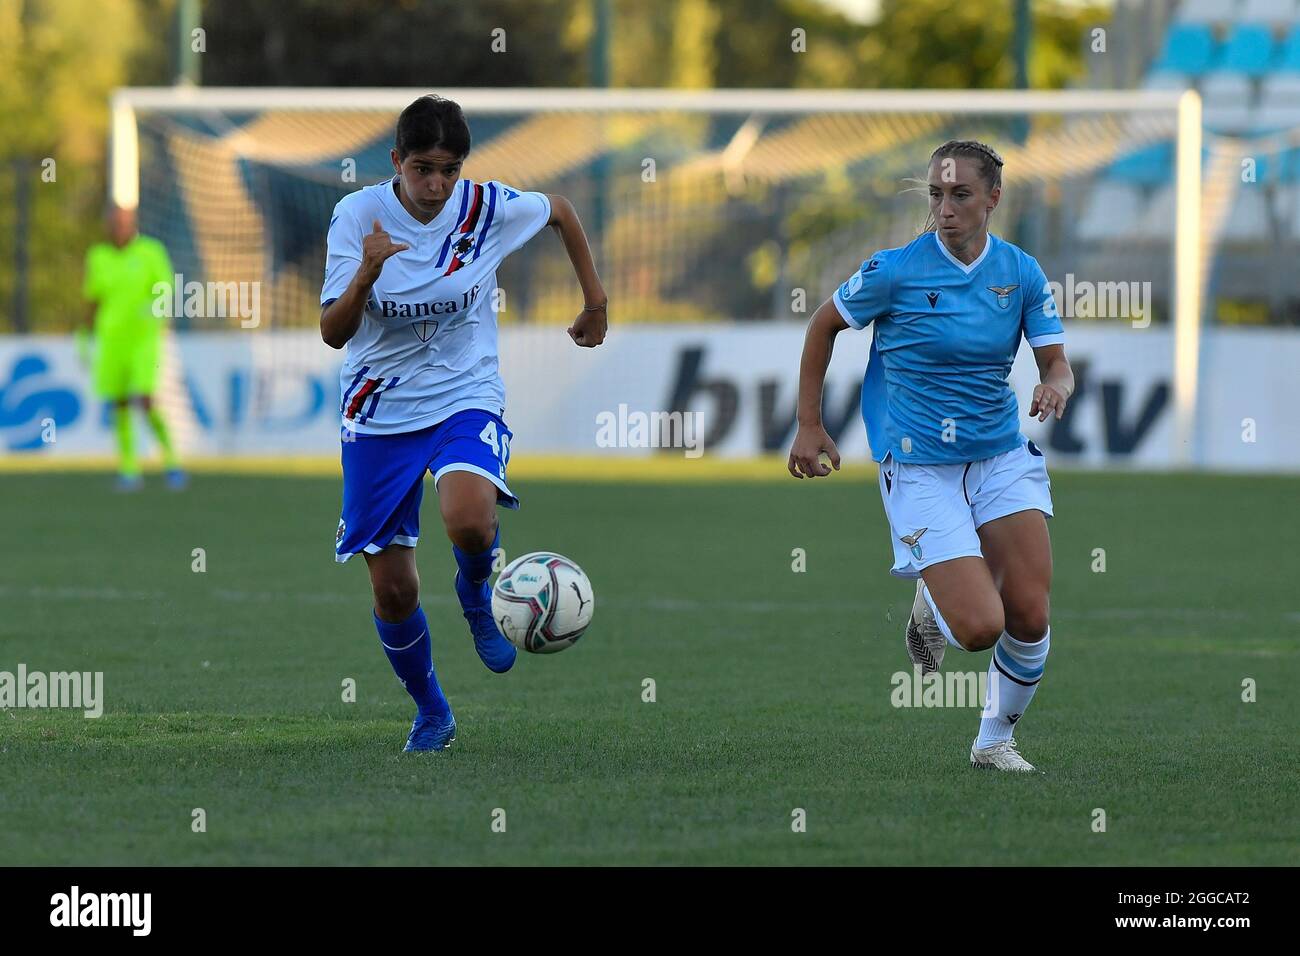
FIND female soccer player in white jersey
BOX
[320,95,607,752]
[787,140,1074,772]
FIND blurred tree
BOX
[611,0,867,88]
[610,0,1101,91]
[711,0,872,89]
[861,0,1108,90]
[671,0,722,89]
[132,0,183,86]
[158,0,1105,92]
[0,0,141,165]
[0,0,146,330]
[198,0,588,87]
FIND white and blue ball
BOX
[491,552,594,654]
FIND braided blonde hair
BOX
[920,140,1004,233]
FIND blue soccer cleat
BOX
[455,571,516,674]
[165,468,189,491]
[403,711,456,753]
[114,473,144,493]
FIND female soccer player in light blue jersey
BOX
[788,141,1074,772]
[321,95,607,752]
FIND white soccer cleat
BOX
[970,737,1039,773]
[904,578,945,674]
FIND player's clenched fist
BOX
[567,302,608,347]
[787,423,842,479]
[360,220,409,283]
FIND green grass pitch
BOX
[1,470,1297,865]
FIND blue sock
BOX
[374,606,449,719]
[453,527,499,608]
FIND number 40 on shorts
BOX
[480,419,510,477]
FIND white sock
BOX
[921,582,964,650]
[977,628,1050,748]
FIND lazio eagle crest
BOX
[900,527,928,560]
[987,284,1019,309]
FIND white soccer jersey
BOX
[321,176,552,434]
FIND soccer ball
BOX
[491,552,594,653]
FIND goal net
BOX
[109,87,1200,458]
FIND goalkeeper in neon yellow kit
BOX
[81,205,185,490]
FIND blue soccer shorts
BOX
[335,408,518,563]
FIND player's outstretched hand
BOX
[788,424,841,479]
[1029,382,1068,422]
[568,303,607,348]
[360,220,409,282]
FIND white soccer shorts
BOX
[876,438,1054,579]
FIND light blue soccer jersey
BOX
[832,231,1063,465]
